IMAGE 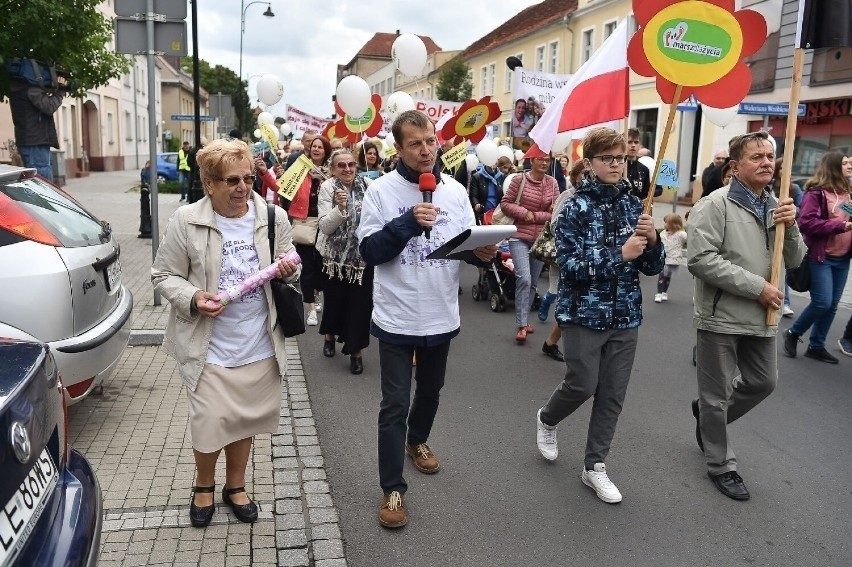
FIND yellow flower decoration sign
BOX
[439,96,501,145]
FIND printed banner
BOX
[286,105,330,136]
[277,154,313,201]
[441,140,468,171]
[511,68,572,151]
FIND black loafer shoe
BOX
[691,399,704,452]
[709,471,750,500]
[783,330,800,358]
[323,338,335,358]
[189,485,215,527]
[350,355,363,375]
[222,486,258,523]
[804,347,839,364]
[542,341,564,362]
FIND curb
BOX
[129,329,164,346]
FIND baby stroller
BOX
[471,241,541,312]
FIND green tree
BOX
[0,0,130,100]
[180,56,251,135]
[435,57,473,102]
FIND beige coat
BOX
[151,192,300,390]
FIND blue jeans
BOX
[789,256,850,349]
[19,145,52,180]
[508,238,543,327]
[178,170,189,199]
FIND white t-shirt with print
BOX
[206,201,275,366]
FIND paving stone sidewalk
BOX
[64,171,346,566]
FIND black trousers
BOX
[318,266,373,355]
[295,243,322,303]
[377,340,451,494]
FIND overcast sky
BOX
[187,0,541,120]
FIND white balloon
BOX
[465,153,480,172]
[391,33,428,76]
[638,156,656,174]
[386,91,415,119]
[385,133,395,148]
[701,103,739,128]
[552,132,573,155]
[253,128,262,139]
[279,123,292,137]
[514,149,525,163]
[257,111,274,126]
[765,133,777,153]
[336,75,371,118]
[476,139,499,167]
[256,74,284,106]
[497,145,515,161]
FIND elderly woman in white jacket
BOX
[152,138,300,528]
[316,148,374,375]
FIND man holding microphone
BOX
[358,110,497,528]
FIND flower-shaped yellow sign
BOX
[628,0,767,106]
[439,96,501,145]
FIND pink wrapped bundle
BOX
[212,251,301,307]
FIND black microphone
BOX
[419,172,436,239]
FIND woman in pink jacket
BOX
[499,146,559,343]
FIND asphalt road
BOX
[299,266,851,567]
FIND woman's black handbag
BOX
[786,258,810,293]
[267,205,305,337]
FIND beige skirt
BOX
[187,356,281,453]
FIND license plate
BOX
[0,448,58,565]
[104,258,121,292]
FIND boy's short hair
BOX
[583,127,626,160]
[627,127,640,140]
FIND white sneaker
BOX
[306,310,318,326]
[581,463,622,503]
[782,305,794,317]
[661,292,668,301]
[654,293,662,303]
[536,409,558,461]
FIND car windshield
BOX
[0,178,104,247]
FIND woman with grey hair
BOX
[317,148,374,374]
[152,137,301,527]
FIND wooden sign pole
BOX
[644,84,683,215]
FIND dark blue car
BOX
[0,338,102,566]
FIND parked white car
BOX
[0,165,132,404]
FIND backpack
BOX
[7,58,59,90]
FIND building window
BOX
[481,66,487,96]
[125,111,132,140]
[123,71,131,87]
[747,31,780,92]
[488,63,496,95]
[810,47,852,86]
[634,108,659,151]
[503,120,511,138]
[628,13,639,34]
[581,29,594,64]
[548,41,559,73]
[107,112,115,144]
[535,45,545,72]
[604,20,618,40]
[505,53,522,92]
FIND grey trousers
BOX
[695,330,777,475]
[540,325,638,469]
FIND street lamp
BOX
[238,1,274,133]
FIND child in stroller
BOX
[471,240,540,312]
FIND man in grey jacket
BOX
[687,131,806,501]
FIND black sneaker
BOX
[782,330,800,358]
[542,341,564,362]
[804,347,839,364]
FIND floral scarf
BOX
[322,175,368,284]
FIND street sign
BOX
[115,19,187,56]
[677,95,698,112]
[171,114,215,122]
[114,0,187,19]
[737,102,807,117]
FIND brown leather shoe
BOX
[516,327,527,344]
[524,324,535,334]
[379,491,407,528]
[405,443,441,474]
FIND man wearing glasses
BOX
[687,131,805,501]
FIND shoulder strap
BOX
[267,204,275,259]
[515,174,527,204]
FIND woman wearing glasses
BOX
[498,145,559,344]
[152,138,301,527]
[317,149,374,374]
[783,151,852,364]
